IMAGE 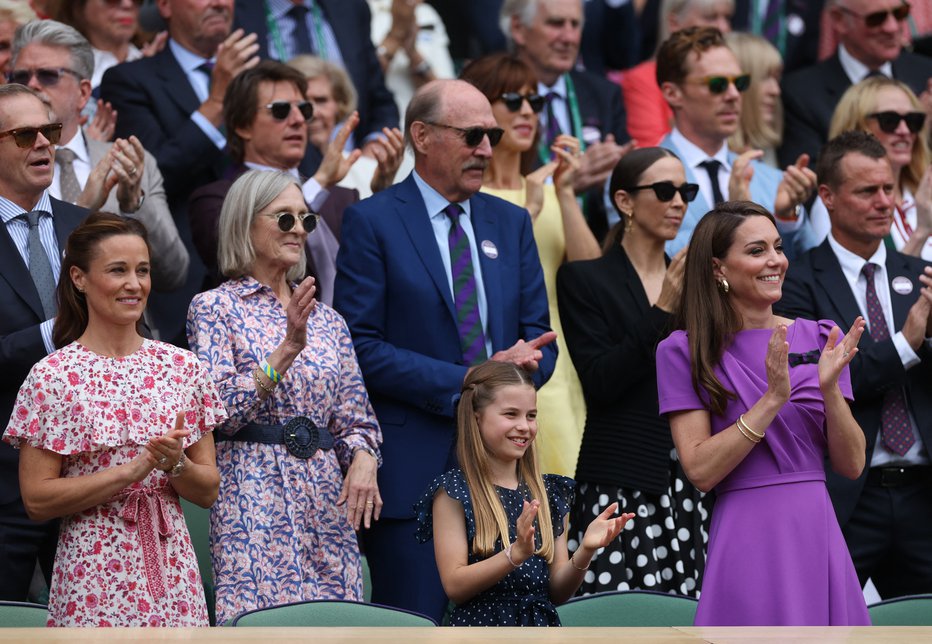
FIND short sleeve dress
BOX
[656,318,870,626]
[3,340,227,627]
[414,468,574,626]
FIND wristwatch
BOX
[169,452,187,477]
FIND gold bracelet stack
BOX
[253,368,275,395]
[736,414,765,443]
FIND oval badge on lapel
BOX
[481,240,498,259]
[891,276,913,295]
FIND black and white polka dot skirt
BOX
[568,455,710,597]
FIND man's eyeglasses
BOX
[102,0,144,6]
[624,181,700,202]
[425,122,504,147]
[264,211,319,233]
[686,74,751,94]
[838,2,910,28]
[265,101,314,121]
[0,123,63,148]
[500,92,545,113]
[8,67,83,87]
[868,110,926,134]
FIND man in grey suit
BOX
[11,20,188,304]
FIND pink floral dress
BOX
[3,340,226,627]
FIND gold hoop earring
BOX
[718,278,729,294]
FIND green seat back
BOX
[179,498,216,625]
[869,595,932,625]
[230,600,437,627]
[0,601,48,627]
[557,590,698,626]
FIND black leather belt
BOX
[866,466,932,488]
[216,417,333,459]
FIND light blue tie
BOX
[21,211,57,318]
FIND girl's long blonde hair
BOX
[726,32,784,153]
[456,361,555,563]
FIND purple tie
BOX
[862,263,915,456]
[445,204,487,366]
[544,92,562,151]
[761,0,784,44]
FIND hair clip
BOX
[787,350,820,367]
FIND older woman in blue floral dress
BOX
[187,170,383,624]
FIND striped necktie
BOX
[444,203,487,366]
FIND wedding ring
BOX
[843,351,850,358]
[158,456,168,464]
[128,166,137,176]
[365,501,374,506]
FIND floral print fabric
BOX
[186,277,382,625]
[3,340,226,627]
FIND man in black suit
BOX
[0,84,89,600]
[233,0,399,159]
[777,130,932,599]
[778,0,932,167]
[502,0,630,242]
[100,0,260,344]
[731,0,825,74]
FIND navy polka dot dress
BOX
[414,469,575,626]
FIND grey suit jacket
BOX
[85,138,189,291]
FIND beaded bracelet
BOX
[260,358,282,384]
[253,368,275,395]
[504,543,521,568]
[737,414,765,441]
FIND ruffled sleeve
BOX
[543,474,575,538]
[817,319,853,402]
[4,351,69,451]
[174,347,228,447]
[413,469,474,544]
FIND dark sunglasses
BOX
[265,100,314,121]
[8,67,83,87]
[102,0,144,6]
[838,2,910,28]
[625,181,699,202]
[500,92,545,113]
[0,122,63,148]
[426,122,504,147]
[265,211,319,233]
[688,74,751,94]
[868,110,926,134]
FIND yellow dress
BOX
[482,182,587,476]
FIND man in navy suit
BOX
[779,0,932,167]
[0,85,89,599]
[100,0,260,344]
[333,79,557,622]
[777,131,932,599]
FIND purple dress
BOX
[656,318,870,626]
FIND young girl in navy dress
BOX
[414,361,634,626]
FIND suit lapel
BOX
[813,241,865,334]
[157,49,202,118]
[823,55,854,101]
[471,197,503,351]
[0,217,43,318]
[395,178,456,319]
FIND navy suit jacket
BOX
[776,240,932,525]
[0,198,88,504]
[332,174,556,518]
[235,0,399,145]
[731,0,824,74]
[779,51,932,168]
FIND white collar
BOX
[827,230,887,284]
[669,127,730,171]
[838,44,894,84]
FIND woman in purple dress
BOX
[656,201,871,626]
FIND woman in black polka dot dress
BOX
[414,362,633,625]
[556,149,710,597]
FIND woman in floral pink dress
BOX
[4,213,225,627]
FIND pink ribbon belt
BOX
[119,485,175,599]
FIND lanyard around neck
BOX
[537,73,586,165]
[264,0,329,61]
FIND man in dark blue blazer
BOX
[100,0,260,343]
[0,85,90,599]
[777,131,932,599]
[778,0,932,167]
[233,0,399,156]
[333,79,556,622]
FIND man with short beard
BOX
[333,79,556,623]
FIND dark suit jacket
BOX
[235,0,399,144]
[732,0,824,74]
[332,174,556,518]
[556,245,675,494]
[188,164,358,300]
[0,198,88,504]
[778,51,932,167]
[776,240,932,525]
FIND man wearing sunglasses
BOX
[11,20,189,299]
[657,26,817,255]
[0,84,89,602]
[189,61,374,305]
[779,0,932,168]
[778,130,932,601]
[333,79,556,622]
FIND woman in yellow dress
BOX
[459,54,599,477]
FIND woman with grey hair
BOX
[186,170,383,624]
